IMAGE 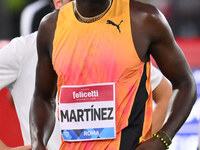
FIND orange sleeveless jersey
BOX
[52,0,153,149]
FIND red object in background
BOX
[0,88,24,147]
[176,38,200,69]
[152,38,200,68]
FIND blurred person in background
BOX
[151,65,172,134]
[0,1,70,149]
[20,0,54,36]
[0,0,34,39]
[0,40,31,150]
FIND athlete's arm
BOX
[29,11,59,150]
[148,7,196,140]
[152,76,172,134]
[131,1,197,149]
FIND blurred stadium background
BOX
[0,0,199,149]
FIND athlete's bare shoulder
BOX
[131,0,169,37]
[40,9,60,31]
[37,10,60,55]
[133,1,158,12]
[131,1,161,23]
[130,0,173,62]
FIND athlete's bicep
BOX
[34,17,57,101]
[148,9,193,86]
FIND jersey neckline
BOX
[71,0,115,25]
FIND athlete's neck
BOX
[75,0,110,17]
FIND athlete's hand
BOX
[135,137,166,150]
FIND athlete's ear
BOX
[53,0,62,9]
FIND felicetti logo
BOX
[73,90,99,99]
[60,83,114,103]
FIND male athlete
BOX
[30,0,196,149]
[0,35,170,150]
[0,34,171,150]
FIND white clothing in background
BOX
[0,32,61,150]
[151,65,163,91]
